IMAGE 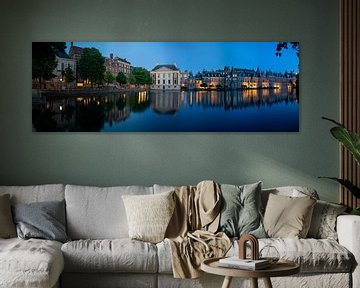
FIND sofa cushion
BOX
[261,186,319,213]
[218,182,266,238]
[61,239,158,273]
[156,240,173,274]
[0,184,65,204]
[262,238,354,273]
[0,194,16,238]
[65,185,153,239]
[158,237,353,274]
[0,238,64,288]
[307,200,347,240]
[263,193,316,238]
[122,191,175,243]
[12,200,70,243]
[235,238,353,273]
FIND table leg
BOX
[263,277,273,288]
[221,276,233,288]
[251,278,258,288]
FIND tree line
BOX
[32,42,152,89]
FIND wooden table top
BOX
[201,257,300,278]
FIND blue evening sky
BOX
[66,42,299,74]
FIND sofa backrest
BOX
[0,184,65,204]
[153,184,176,194]
[0,184,320,240]
[65,184,154,240]
[154,184,320,211]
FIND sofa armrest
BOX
[337,215,360,288]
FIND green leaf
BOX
[351,208,360,215]
[318,177,360,198]
[322,117,360,165]
[330,127,360,165]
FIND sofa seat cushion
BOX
[261,238,353,273]
[0,238,64,288]
[231,238,354,273]
[61,239,158,273]
[157,238,354,274]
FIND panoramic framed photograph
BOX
[32,42,299,132]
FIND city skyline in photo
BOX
[66,42,299,74]
[33,41,299,132]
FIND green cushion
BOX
[218,182,266,238]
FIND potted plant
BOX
[320,117,360,215]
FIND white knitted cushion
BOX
[122,191,175,243]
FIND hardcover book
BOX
[218,257,271,270]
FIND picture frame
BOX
[32,42,299,132]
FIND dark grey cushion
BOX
[12,200,70,243]
[218,182,266,238]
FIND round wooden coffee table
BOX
[201,257,300,288]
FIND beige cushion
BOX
[122,191,175,243]
[0,194,16,238]
[263,193,316,238]
[261,186,319,213]
[61,239,158,273]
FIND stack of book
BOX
[218,257,271,270]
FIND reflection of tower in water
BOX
[242,90,260,103]
[138,91,148,104]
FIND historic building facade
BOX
[193,67,297,90]
[150,64,181,90]
[53,50,76,82]
[68,42,83,82]
[68,42,83,63]
[105,53,131,76]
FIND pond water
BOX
[32,89,299,132]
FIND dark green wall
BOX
[0,0,340,202]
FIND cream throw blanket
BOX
[165,180,231,278]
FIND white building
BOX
[53,50,76,82]
[150,64,180,90]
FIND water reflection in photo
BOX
[32,88,299,132]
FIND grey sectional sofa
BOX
[0,184,359,288]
